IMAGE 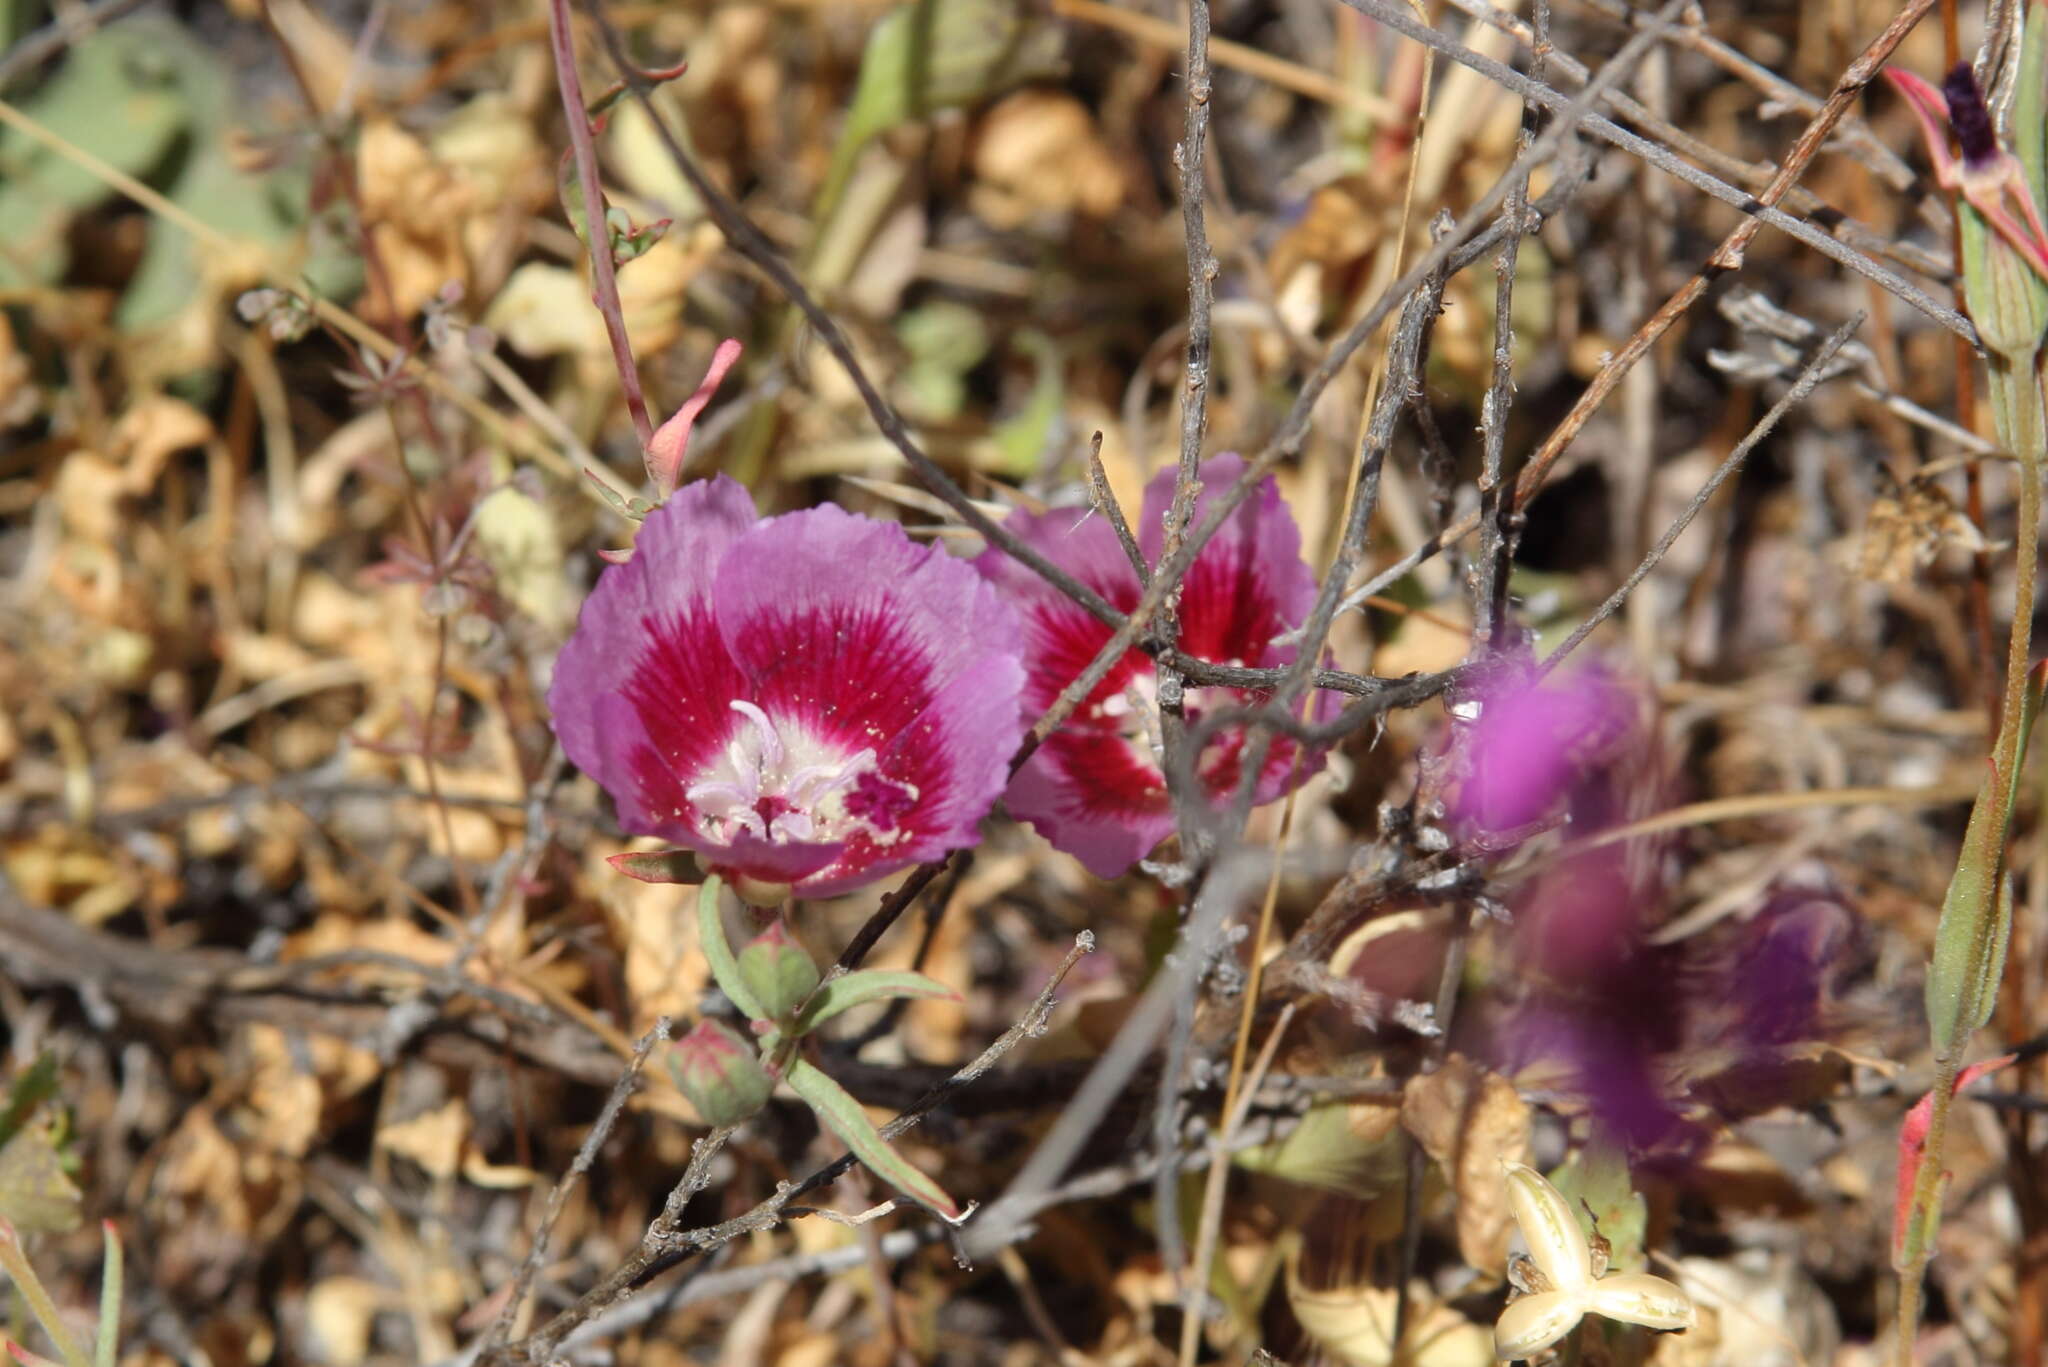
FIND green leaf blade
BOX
[785,1059,960,1218]
[796,970,959,1034]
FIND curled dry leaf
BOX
[1401,1054,1533,1282]
[969,90,1126,227]
[1286,1256,1492,1367]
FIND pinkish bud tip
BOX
[644,338,745,499]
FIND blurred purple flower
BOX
[975,454,1329,876]
[1445,662,1637,835]
[548,477,1026,898]
[1491,890,1854,1158]
[1440,664,1857,1156]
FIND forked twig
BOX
[1539,314,1866,675]
[482,1018,671,1351]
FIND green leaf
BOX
[841,0,1066,151]
[0,20,188,290]
[785,1058,960,1217]
[0,1113,81,1234]
[2016,2,2048,220]
[696,878,766,1022]
[1231,1102,1404,1199]
[1548,1132,1647,1274]
[986,331,1064,479]
[0,1055,58,1153]
[795,970,960,1034]
[1927,664,2047,1053]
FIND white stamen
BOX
[685,706,902,849]
[728,699,784,767]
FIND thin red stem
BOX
[548,0,654,449]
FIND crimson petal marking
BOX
[1005,732,1173,877]
[715,504,1025,745]
[1135,452,1317,667]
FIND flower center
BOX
[685,701,917,845]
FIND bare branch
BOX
[1538,313,1867,675]
[483,1018,671,1351]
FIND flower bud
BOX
[671,1020,773,1126]
[737,918,820,1022]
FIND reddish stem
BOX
[547,0,654,450]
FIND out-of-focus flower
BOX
[1495,1160,1694,1359]
[549,477,1026,899]
[1491,881,1857,1158]
[1443,662,1638,836]
[1446,666,1857,1158]
[976,454,1326,876]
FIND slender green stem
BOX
[0,1229,92,1367]
[1895,365,2043,1365]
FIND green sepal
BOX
[1958,198,2048,361]
[696,878,768,1023]
[737,918,821,1024]
[606,848,699,884]
[669,1019,775,1126]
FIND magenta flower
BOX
[549,477,1026,898]
[976,455,1327,876]
[1444,663,1637,836]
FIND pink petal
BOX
[1006,731,1174,878]
[549,478,758,836]
[981,456,1329,875]
[713,832,848,890]
[1138,453,1318,668]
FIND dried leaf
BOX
[1401,1056,1532,1281]
[377,1099,468,1181]
[1285,1260,1491,1367]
